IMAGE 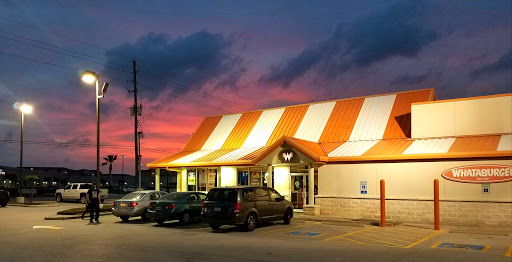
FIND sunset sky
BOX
[0,1,510,176]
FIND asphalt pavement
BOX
[0,203,511,262]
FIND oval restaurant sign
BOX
[441,165,512,183]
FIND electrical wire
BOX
[0,139,174,154]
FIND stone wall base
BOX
[303,205,320,216]
[316,197,512,227]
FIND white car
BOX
[55,183,108,203]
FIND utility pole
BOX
[132,60,140,190]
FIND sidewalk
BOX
[293,213,512,236]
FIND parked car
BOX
[0,190,9,207]
[122,186,136,194]
[112,190,167,222]
[202,186,293,231]
[55,183,108,203]
[147,192,206,225]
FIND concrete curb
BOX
[8,202,61,208]
[44,212,113,220]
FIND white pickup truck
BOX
[55,183,108,203]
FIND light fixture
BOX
[81,70,97,84]
[19,104,33,114]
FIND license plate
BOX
[120,203,126,207]
[214,207,221,212]
[156,206,161,211]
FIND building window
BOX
[187,169,196,191]
[207,168,217,190]
[238,167,249,186]
[198,169,207,191]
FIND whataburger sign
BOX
[441,164,512,183]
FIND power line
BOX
[0,16,112,53]
[0,50,231,113]
[0,29,130,70]
[0,33,127,71]
[0,139,174,154]
[0,16,253,109]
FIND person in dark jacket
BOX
[86,184,101,223]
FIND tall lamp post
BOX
[120,155,126,190]
[17,103,32,203]
[81,71,109,187]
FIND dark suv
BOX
[202,186,293,231]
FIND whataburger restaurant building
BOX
[147,88,512,227]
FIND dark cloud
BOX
[103,31,246,98]
[471,49,512,78]
[260,0,439,87]
[390,71,443,86]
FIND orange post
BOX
[434,179,440,230]
[380,179,385,227]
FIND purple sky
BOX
[0,0,510,176]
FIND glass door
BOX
[290,165,309,209]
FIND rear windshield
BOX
[161,193,184,201]
[121,192,146,201]
[206,189,237,202]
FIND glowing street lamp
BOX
[16,102,32,201]
[80,70,109,187]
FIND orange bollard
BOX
[380,179,385,227]
[434,179,440,230]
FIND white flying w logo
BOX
[282,152,294,161]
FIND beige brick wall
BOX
[316,197,512,227]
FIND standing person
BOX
[86,183,101,223]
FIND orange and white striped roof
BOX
[148,89,512,168]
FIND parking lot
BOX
[1,203,511,262]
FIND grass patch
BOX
[57,205,113,215]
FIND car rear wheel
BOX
[141,209,149,221]
[155,219,165,225]
[120,216,130,222]
[244,213,257,231]
[180,211,191,225]
[56,194,62,202]
[283,209,292,224]
[209,224,220,230]
[80,195,86,204]
[1,203,6,207]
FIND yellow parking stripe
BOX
[359,231,413,244]
[404,230,443,248]
[505,245,512,257]
[340,236,404,248]
[349,234,404,247]
[259,224,310,235]
[372,230,420,240]
[387,228,430,237]
[324,227,375,241]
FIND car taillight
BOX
[234,203,241,213]
[148,203,152,209]
[201,202,205,212]
[113,202,116,207]
[165,204,176,210]
[129,202,138,207]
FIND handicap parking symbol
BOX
[283,231,322,237]
[434,243,489,252]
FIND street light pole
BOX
[81,71,109,188]
[95,76,100,187]
[17,103,32,202]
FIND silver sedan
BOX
[112,190,167,222]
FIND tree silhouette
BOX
[102,154,117,189]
